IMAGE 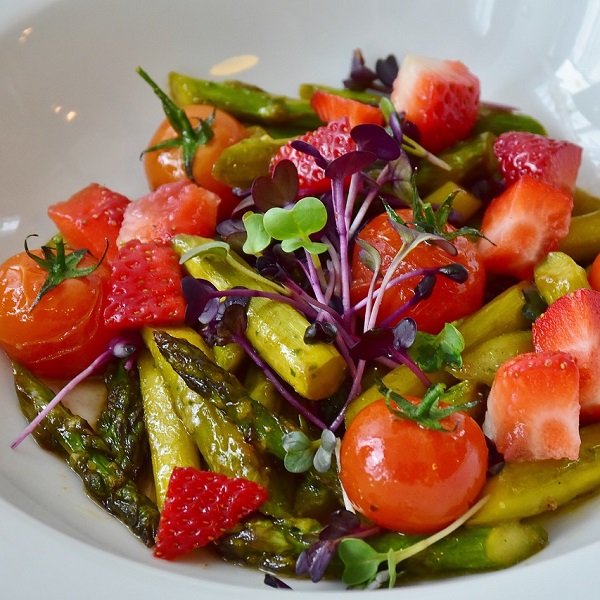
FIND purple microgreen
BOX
[24,234,107,309]
[137,67,214,183]
[242,212,272,255]
[261,196,329,255]
[438,263,469,283]
[304,321,338,344]
[408,323,465,373]
[355,238,381,275]
[251,159,299,211]
[375,54,399,87]
[11,332,141,449]
[343,49,397,94]
[351,124,401,161]
[181,276,222,325]
[291,139,328,169]
[324,150,377,181]
[263,574,292,589]
[377,274,437,329]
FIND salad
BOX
[1,49,600,590]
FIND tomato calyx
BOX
[137,66,215,184]
[24,234,107,309]
[379,381,477,432]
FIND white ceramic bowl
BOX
[1,1,599,599]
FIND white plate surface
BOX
[1,1,599,599]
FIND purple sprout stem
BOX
[303,249,328,305]
[234,334,329,431]
[329,358,367,433]
[330,176,352,324]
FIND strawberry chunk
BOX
[117,180,219,246]
[533,288,600,423]
[154,467,268,561]
[494,131,582,194]
[270,117,355,195]
[478,175,573,279]
[483,351,580,462]
[104,239,186,329]
[390,54,480,153]
[48,183,130,264]
[310,89,384,128]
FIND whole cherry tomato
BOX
[143,104,246,220]
[350,208,486,334]
[339,396,488,534]
[0,244,114,378]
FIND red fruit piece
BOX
[154,467,268,561]
[533,288,600,423]
[493,131,582,194]
[390,54,480,154]
[478,175,573,279]
[483,351,580,462]
[48,183,130,264]
[104,239,186,329]
[270,117,355,195]
[117,180,220,246]
[310,89,384,128]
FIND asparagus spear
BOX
[97,358,148,479]
[12,361,159,547]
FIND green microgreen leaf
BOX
[338,538,383,587]
[282,431,314,473]
[242,212,272,255]
[409,322,465,372]
[262,196,329,256]
[24,234,106,310]
[356,238,381,274]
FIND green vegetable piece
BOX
[414,132,497,196]
[169,72,323,129]
[409,323,465,373]
[12,361,159,547]
[534,251,591,305]
[298,83,382,105]
[573,187,600,216]
[473,105,547,136]
[559,209,600,263]
[470,422,600,525]
[97,358,148,479]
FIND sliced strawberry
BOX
[483,351,580,462]
[478,175,573,279]
[493,131,582,194]
[104,239,186,329]
[117,180,220,246]
[533,288,600,423]
[48,183,130,264]
[390,54,480,154]
[270,117,355,195]
[310,89,384,128]
[154,467,268,561]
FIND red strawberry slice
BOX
[48,183,130,264]
[310,89,384,128]
[390,54,480,153]
[117,180,220,246]
[478,175,573,279]
[483,351,580,462]
[533,288,600,423]
[493,131,582,194]
[270,117,355,195]
[154,467,268,561]
[104,239,186,329]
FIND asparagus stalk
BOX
[97,358,148,479]
[534,251,591,305]
[12,361,159,547]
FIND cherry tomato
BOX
[350,208,486,334]
[0,249,114,378]
[339,397,488,534]
[143,104,246,220]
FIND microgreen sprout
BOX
[282,428,337,473]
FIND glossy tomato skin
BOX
[0,250,115,378]
[339,398,488,534]
[350,209,486,334]
[143,104,246,220]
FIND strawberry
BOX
[533,288,600,423]
[117,180,220,246]
[270,117,355,195]
[104,239,186,329]
[48,183,130,264]
[390,54,480,154]
[477,175,573,279]
[309,89,384,128]
[154,467,268,561]
[493,131,582,194]
[483,351,580,462]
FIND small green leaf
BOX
[282,431,314,473]
[409,323,464,372]
[339,538,384,587]
[242,212,272,255]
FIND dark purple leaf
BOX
[375,54,399,87]
[324,150,376,181]
[251,159,299,212]
[352,124,401,161]
[349,327,394,362]
[392,317,417,351]
[182,276,221,325]
[428,237,459,256]
[264,574,292,589]
[413,273,437,302]
[291,139,328,169]
[439,263,469,283]
[304,321,338,344]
